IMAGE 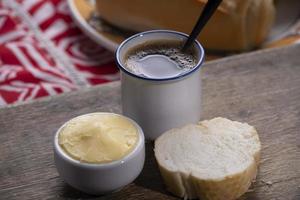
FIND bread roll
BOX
[96,0,275,51]
[154,117,261,200]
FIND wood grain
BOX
[0,44,300,200]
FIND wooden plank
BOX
[0,44,299,200]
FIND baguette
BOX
[154,117,261,200]
[96,0,275,51]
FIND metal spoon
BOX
[182,0,223,52]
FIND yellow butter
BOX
[59,113,138,164]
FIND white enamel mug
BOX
[116,30,205,140]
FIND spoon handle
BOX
[182,0,223,51]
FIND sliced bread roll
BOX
[96,0,275,51]
[154,117,261,200]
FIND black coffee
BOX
[124,40,198,78]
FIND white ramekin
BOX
[53,112,145,195]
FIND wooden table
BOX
[0,44,299,200]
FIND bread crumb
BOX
[261,180,273,186]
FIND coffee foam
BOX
[124,40,198,77]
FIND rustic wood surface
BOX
[0,44,300,200]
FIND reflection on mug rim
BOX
[115,30,205,82]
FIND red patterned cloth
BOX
[0,0,118,106]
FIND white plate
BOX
[68,0,118,51]
[68,0,300,52]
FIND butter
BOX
[59,113,138,164]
